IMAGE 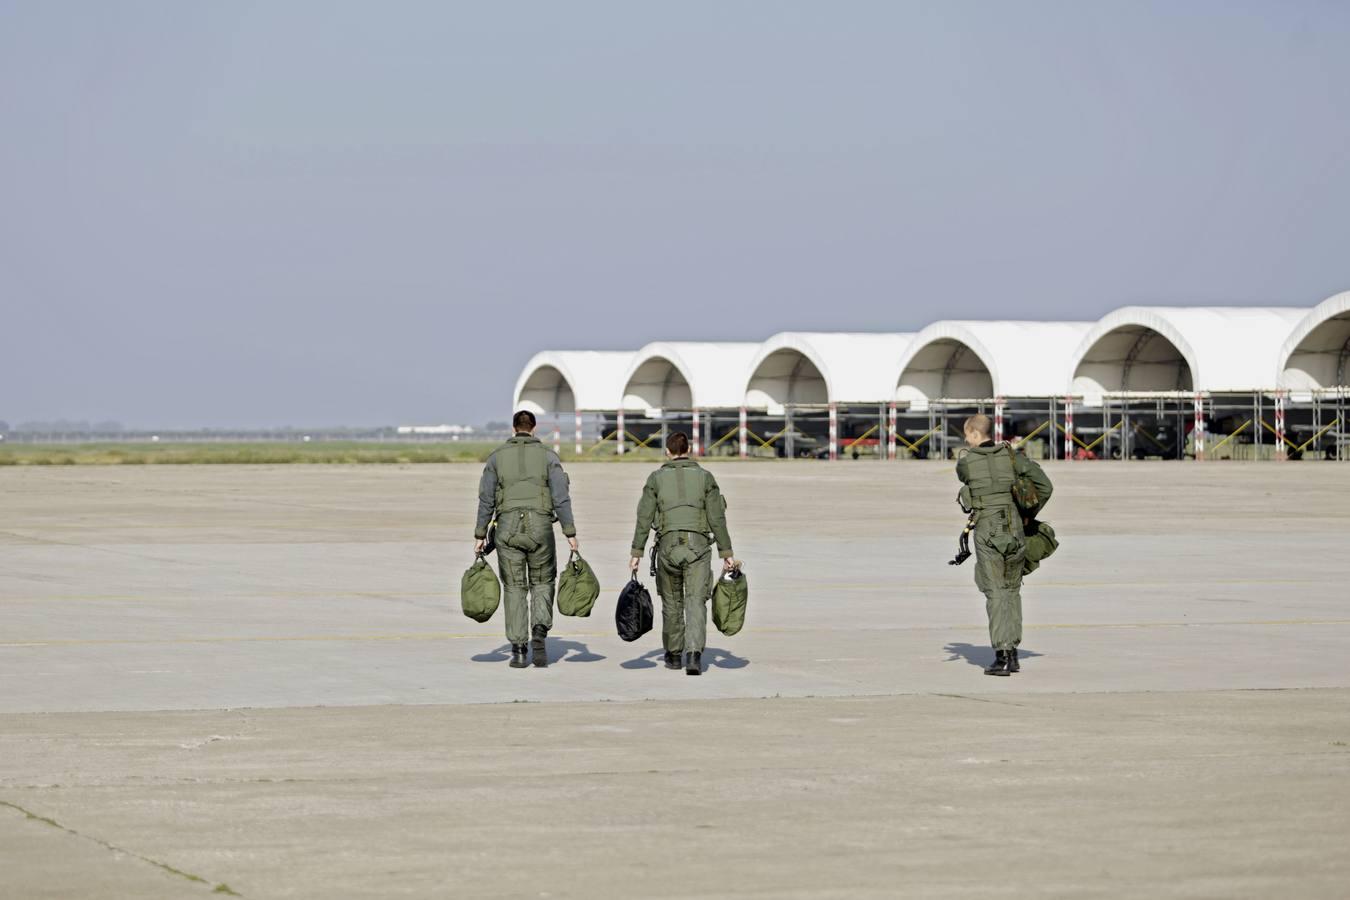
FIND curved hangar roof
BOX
[743,332,916,410]
[895,321,1093,402]
[621,342,762,412]
[1070,307,1306,396]
[1279,291,1350,390]
[513,351,635,414]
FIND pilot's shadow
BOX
[470,639,606,664]
[943,642,1043,669]
[620,646,750,669]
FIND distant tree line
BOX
[3,420,126,434]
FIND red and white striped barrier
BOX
[574,412,583,455]
[1193,393,1205,461]
[552,421,561,455]
[828,403,838,461]
[994,397,1005,444]
[1275,391,1287,461]
[1064,397,1074,460]
[692,409,701,456]
[616,410,625,455]
[738,407,748,459]
[888,403,897,460]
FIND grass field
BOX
[0,441,673,466]
[0,441,499,466]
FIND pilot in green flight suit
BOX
[475,410,578,669]
[956,414,1053,676]
[629,431,735,676]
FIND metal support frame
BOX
[550,387,1343,465]
[828,403,838,461]
[1063,396,1074,460]
[888,403,897,460]
[1193,393,1205,461]
[1275,391,1287,461]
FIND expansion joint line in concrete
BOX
[0,799,240,896]
[931,692,1030,708]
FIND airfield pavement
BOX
[1,460,1348,898]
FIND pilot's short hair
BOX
[964,414,992,437]
[667,431,690,456]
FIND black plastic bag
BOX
[615,576,653,642]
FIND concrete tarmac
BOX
[2,460,1348,897]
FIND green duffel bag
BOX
[711,565,748,637]
[1023,521,1059,576]
[557,550,600,617]
[460,554,501,623]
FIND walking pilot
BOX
[955,414,1053,676]
[628,431,735,675]
[475,410,578,668]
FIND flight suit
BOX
[475,435,576,645]
[956,442,1053,650]
[630,458,733,655]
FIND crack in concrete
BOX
[0,799,240,896]
[932,692,1031,708]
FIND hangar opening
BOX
[1282,310,1350,390]
[1067,325,1204,460]
[1278,297,1350,461]
[891,339,994,460]
[739,349,831,457]
[622,357,692,412]
[615,356,697,452]
[745,349,828,410]
[515,365,576,414]
[895,339,994,403]
[1072,326,1193,394]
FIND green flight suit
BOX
[475,435,576,644]
[956,442,1054,650]
[631,458,734,654]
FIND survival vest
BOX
[652,461,713,536]
[961,443,1041,516]
[961,444,1018,510]
[493,437,554,516]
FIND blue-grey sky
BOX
[3,1,1349,427]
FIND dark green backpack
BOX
[460,555,501,623]
[712,566,748,636]
[557,550,600,617]
[1023,521,1059,576]
[1005,444,1042,516]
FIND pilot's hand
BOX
[629,555,641,574]
[723,557,737,572]
[473,538,485,554]
[567,536,579,552]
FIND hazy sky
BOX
[3,1,1349,427]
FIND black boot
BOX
[1006,648,1020,674]
[685,651,702,676]
[984,649,1010,676]
[531,625,548,667]
[509,644,528,668]
[664,650,682,670]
